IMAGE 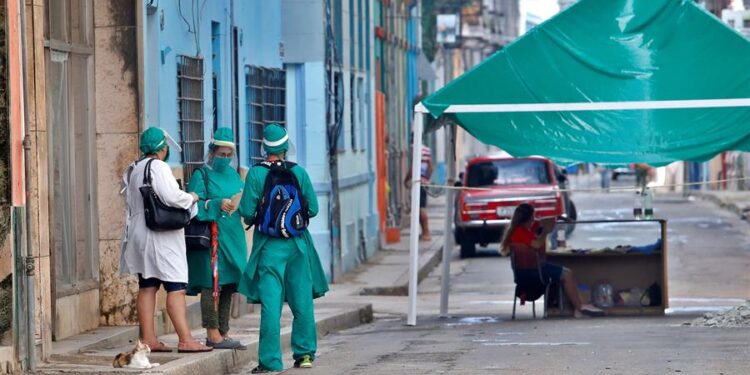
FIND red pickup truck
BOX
[454,155,576,257]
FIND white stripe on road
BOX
[481,342,591,347]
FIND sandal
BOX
[177,340,213,353]
[143,341,174,353]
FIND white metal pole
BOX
[439,124,454,317]
[407,111,424,326]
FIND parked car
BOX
[611,165,635,180]
[454,156,577,258]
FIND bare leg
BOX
[207,328,223,343]
[419,208,431,240]
[137,287,158,343]
[562,269,583,311]
[166,290,193,342]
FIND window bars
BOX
[177,55,205,183]
[246,66,286,164]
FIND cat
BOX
[113,340,161,369]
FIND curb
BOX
[156,303,372,375]
[691,193,750,220]
[37,303,373,375]
[359,238,444,296]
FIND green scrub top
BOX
[186,167,248,295]
[237,162,329,303]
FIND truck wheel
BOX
[460,238,476,258]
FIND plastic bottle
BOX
[556,226,567,249]
[633,191,643,220]
[643,187,653,219]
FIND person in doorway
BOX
[500,203,602,318]
[120,127,213,353]
[237,124,329,373]
[186,128,247,350]
[404,143,433,241]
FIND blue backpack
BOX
[253,161,309,238]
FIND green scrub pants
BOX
[258,238,317,371]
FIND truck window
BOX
[467,159,551,187]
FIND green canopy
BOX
[421,0,750,166]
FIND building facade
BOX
[0,0,410,370]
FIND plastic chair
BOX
[510,243,553,319]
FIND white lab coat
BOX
[120,158,197,283]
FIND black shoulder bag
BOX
[185,168,212,251]
[139,158,192,231]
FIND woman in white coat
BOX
[120,127,212,353]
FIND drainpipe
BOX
[136,0,146,133]
[18,0,36,369]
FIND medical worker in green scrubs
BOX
[238,124,329,373]
[187,128,248,350]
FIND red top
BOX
[510,221,539,246]
[509,222,543,269]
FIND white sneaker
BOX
[581,304,604,316]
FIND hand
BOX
[221,199,236,213]
[190,192,199,203]
[540,218,556,234]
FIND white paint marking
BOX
[481,342,591,347]
[666,306,735,314]
[669,298,746,304]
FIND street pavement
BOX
[277,175,750,374]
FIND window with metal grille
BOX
[177,55,205,183]
[246,66,286,164]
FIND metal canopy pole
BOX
[407,111,424,326]
[439,124,455,317]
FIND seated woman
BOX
[500,203,602,318]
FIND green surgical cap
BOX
[212,127,236,149]
[140,127,168,155]
[262,124,289,155]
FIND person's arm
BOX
[239,167,262,225]
[298,168,319,218]
[151,160,197,209]
[187,169,223,221]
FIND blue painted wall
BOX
[143,0,379,280]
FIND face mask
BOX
[213,156,232,171]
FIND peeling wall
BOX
[93,0,140,326]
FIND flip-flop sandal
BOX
[144,341,174,353]
[177,342,213,353]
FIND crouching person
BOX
[237,124,329,373]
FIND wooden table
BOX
[545,219,668,317]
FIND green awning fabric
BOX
[422,0,750,166]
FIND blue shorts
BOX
[138,274,187,293]
[541,263,564,282]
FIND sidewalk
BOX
[691,190,750,219]
[36,200,446,374]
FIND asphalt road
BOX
[278,175,750,374]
